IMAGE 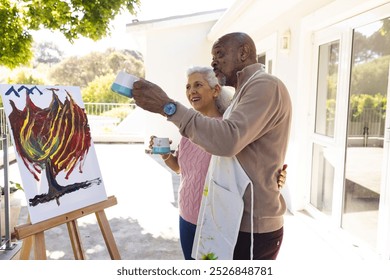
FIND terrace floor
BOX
[0,143,381,261]
[2,143,390,280]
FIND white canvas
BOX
[0,84,107,224]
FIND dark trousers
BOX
[179,216,196,260]
[233,227,284,260]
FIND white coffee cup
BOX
[152,137,171,154]
[111,71,139,98]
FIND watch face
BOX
[164,102,176,116]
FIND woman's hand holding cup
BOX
[149,135,171,155]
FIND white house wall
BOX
[206,0,337,212]
[207,0,390,212]
[125,0,390,259]
[127,13,224,149]
[126,0,390,209]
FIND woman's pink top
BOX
[176,137,211,225]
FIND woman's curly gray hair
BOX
[186,66,233,114]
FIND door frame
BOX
[307,4,390,258]
[377,62,390,258]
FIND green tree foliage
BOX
[49,53,111,87]
[0,0,33,68]
[0,0,140,68]
[1,48,143,105]
[49,49,144,88]
[106,48,144,75]
[346,18,390,124]
[349,94,386,122]
[352,19,390,63]
[0,67,46,106]
[81,73,133,104]
[326,94,386,126]
[50,48,144,104]
[370,18,390,57]
[350,55,390,97]
[5,68,45,85]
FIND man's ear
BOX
[240,44,251,61]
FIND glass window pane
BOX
[310,143,334,216]
[315,41,340,137]
[343,18,390,249]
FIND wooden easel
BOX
[14,195,120,260]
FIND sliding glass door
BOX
[342,18,390,249]
[310,9,390,257]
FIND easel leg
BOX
[95,210,121,260]
[19,236,33,260]
[33,232,47,260]
[18,215,32,260]
[67,220,86,260]
[18,232,46,260]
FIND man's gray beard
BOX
[218,76,227,86]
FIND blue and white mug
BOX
[152,137,171,154]
[111,71,139,98]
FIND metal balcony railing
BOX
[0,102,137,150]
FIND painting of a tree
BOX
[0,84,107,223]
